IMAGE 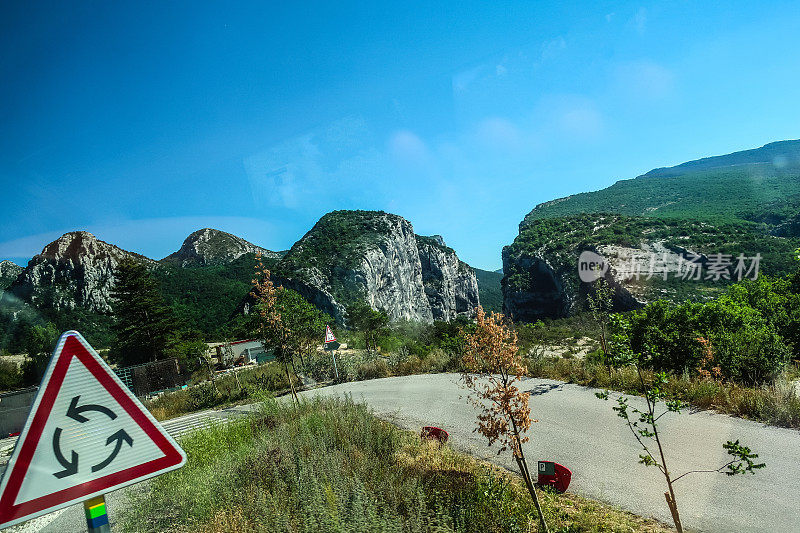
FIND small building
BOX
[210,339,275,366]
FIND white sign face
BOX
[0,331,186,529]
[324,325,336,343]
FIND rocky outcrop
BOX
[270,211,480,324]
[0,260,23,290]
[501,248,577,322]
[416,236,480,321]
[161,228,280,267]
[501,214,724,322]
[6,232,153,313]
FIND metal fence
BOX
[0,358,188,437]
[0,387,38,437]
[114,358,188,397]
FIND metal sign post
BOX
[331,347,339,381]
[83,495,110,532]
[323,326,340,382]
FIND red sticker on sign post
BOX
[0,331,186,528]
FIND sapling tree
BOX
[596,368,764,532]
[587,278,614,356]
[251,252,299,405]
[461,307,549,533]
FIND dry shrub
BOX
[355,358,390,380]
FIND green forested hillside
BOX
[526,166,800,226]
[504,140,800,322]
[474,268,503,313]
[525,140,800,228]
[154,253,279,336]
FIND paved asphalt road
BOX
[5,374,800,532]
[302,374,800,533]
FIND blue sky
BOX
[2,1,800,270]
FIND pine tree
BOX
[110,257,177,366]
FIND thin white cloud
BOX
[532,95,605,142]
[540,37,567,63]
[243,116,387,210]
[452,64,486,93]
[631,7,647,35]
[473,117,525,153]
[560,106,604,139]
[615,60,675,101]
[388,130,430,164]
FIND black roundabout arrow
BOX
[52,427,79,478]
[91,429,134,473]
[66,395,117,423]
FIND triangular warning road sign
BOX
[324,325,336,343]
[0,331,186,528]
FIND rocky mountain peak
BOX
[0,260,23,289]
[429,235,446,247]
[6,231,151,313]
[270,210,479,324]
[161,228,279,267]
[39,231,138,262]
[0,260,21,275]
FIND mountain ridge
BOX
[504,139,800,322]
[524,139,800,227]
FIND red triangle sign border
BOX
[0,331,186,528]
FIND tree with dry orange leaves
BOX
[461,306,549,532]
[251,252,299,405]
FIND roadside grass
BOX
[529,357,800,429]
[121,396,669,533]
[145,342,800,432]
[144,362,296,421]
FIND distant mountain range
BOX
[1,212,484,348]
[504,140,800,321]
[3,139,799,347]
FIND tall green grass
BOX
[121,397,668,532]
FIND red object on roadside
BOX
[420,426,449,443]
[536,461,572,493]
[8,433,19,438]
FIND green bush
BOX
[0,358,22,391]
[624,275,798,384]
[355,358,390,380]
[145,362,294,420]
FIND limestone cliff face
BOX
[0,260,23,290]
[161,228,280,267]
[416,236,480,321]
[501,214,722,322]
[271,211,480,324]
[501,248,577,322]
[7,232,154,313]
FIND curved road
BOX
[8,374,799,532]
[302,374,800,533]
